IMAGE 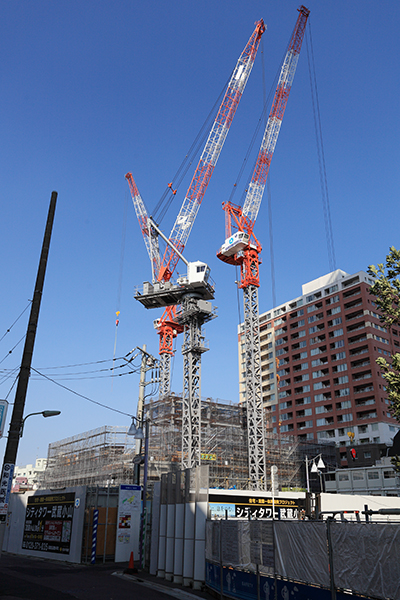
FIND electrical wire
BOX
[35,357,131,370]
[0,355,144,384]
[0,301,32,344]
[4,374,18,400]
[0,334,26,366]
[0,365,20,386]
[30,367,134,418]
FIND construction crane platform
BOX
[135,278,215,309]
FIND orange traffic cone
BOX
[124,551,137,574]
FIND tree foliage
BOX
[368,247,400,422]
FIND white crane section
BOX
[242,50,300,226]
[125,173,161,282]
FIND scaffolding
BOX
[40,401,337,492]
[144,395,249,487]
[144,395,337,491]
[42,426,136,488]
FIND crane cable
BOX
[151,78,229,226]
[306,21,336,272]
[261,31,277,310]
[113,187,129,384]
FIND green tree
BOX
[368,246,400,422]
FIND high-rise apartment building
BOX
[238,269,400,455]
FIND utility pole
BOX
[134,345,159,484]
[0,191,57,552]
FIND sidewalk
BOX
[116,568,214,600]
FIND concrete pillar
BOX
[165,472,176,581]
[157,473,167,577]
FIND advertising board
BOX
[22,492,75,554]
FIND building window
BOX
[326,294,340,305]
[330,328,344,338]
[281,412,293,421]
[335,388,350,397]
[331,340,345,349]
[325,284,338,295]
[337,400,351,410]
[279,400,292,410]
[333,363,348,373]
[280,424,294,432]
[337,413,353,423]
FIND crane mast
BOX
[126,20,265,469]
[217,6,310,490]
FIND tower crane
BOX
[126,19,265,468]
[217,6,310,489]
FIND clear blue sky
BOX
[1,1,399,466]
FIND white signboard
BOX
[0,400,8,438]
[115,484,141,563]
[0,463,14,516]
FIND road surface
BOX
[0,553,213,600]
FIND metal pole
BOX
[134,345,147,484]
[103,482,110,563]
[305,456,310,493]
[139,419,149,568]
[0,191,57,552]
[326,518,337,600]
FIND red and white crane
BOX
[126,19,265,398]
[126,19,265,467]
[217,6,310,489]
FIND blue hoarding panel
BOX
[206,562,366,600]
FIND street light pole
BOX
[19,411,61,438]
[305,454,325,494]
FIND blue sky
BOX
[1,1,399,466]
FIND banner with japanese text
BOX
[22,492,75,554]
[209,493,305,520]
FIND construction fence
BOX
[205,518,400,600]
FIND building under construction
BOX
[144,394,336,490]
[42,426,136,489]
[42,396,336,490]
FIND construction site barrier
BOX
[205,518,400,600]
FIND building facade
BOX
[12,458,48,491]
[324,456,400,496]
[238,269,400,467]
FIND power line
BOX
[0,334,26,366]
[0,301,32,344]
[30,367,134,418]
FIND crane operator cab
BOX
[219,231,250,258]
[178,261,211,289]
